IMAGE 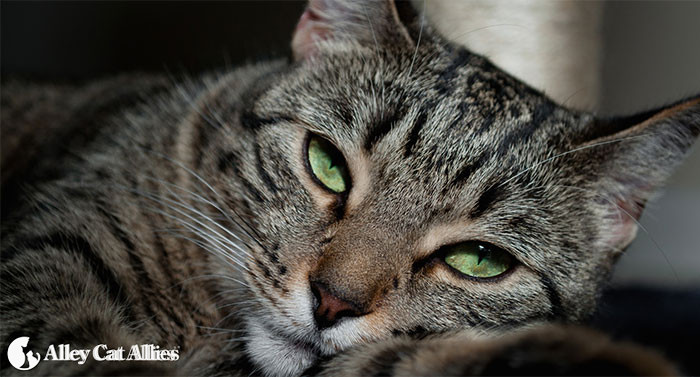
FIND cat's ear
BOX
[582,96,700,252]
[291,0,417,61]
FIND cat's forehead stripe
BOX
[494,101,556,158]
[434,48,477,96]
[469,183,506,219]
[363,100,409,151]
[403,101,433,157]
[451,154,487,186]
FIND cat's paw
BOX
[310,325,677,376]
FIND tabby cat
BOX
[1,0,698,376]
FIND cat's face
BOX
[198,1,699,375]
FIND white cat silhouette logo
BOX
[7,337,41,370]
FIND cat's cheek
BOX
[400,267,551,328]
[356,304,407,338]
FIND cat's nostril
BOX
[310,281,362,329]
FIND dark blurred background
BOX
[2,0,699,374]
[1,1,304,80]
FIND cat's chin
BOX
[245,319,319,377]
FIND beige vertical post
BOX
[421,0,603,111]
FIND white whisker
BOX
[140,175,262,253]
[122,185,255,261]
[156,229,250,277]
[407,0,426,78]
[176,273,249,290]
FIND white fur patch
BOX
[245,319,317,377]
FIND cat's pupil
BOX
[477,246,487,264]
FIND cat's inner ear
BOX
[291,0,415,61]
[583,96,700,252]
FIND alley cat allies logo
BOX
[7,337,41,370]
[7,337,179,370]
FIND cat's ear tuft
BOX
[583,96,700,252]
[291,0,416,61]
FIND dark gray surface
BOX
[1,1,303,80]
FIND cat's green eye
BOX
[444,242,513,279]
[307,135,350,193]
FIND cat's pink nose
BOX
[310,281,363,329]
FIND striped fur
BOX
[1,0,698,376]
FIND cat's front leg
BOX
[307,325,676,376]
